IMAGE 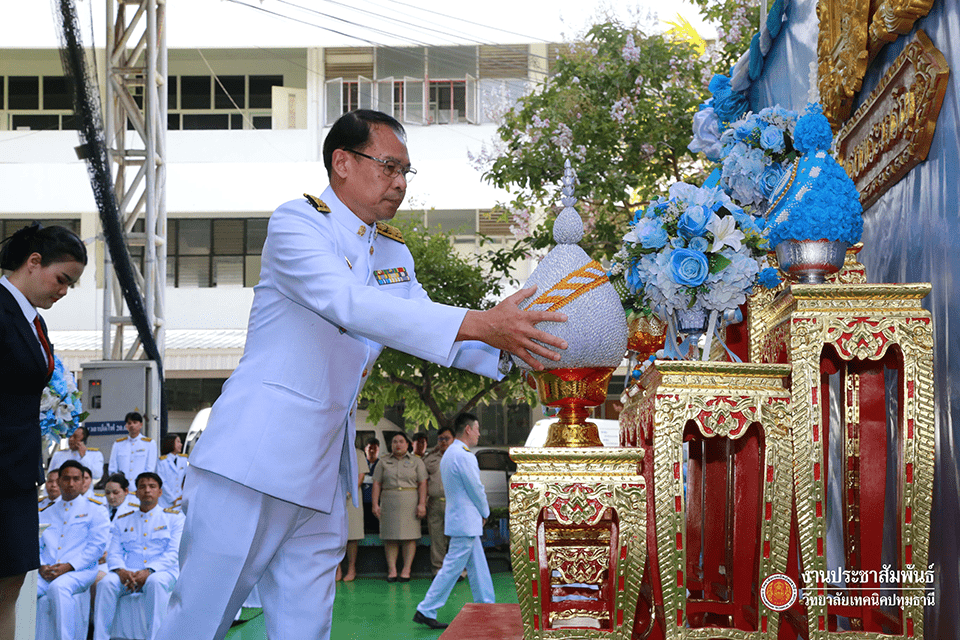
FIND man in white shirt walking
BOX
[414,413,494,629]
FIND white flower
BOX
[40,388,59,412]
[707,215,745,252]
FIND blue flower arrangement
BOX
[718,106,798,211]
[39,356,88,440]
[764,104,863,248]
[708,74,750,129]
[609,182,769,321]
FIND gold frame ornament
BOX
[836,30,950,211]
[817,0,871,127]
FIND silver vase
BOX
[775,239,849,284]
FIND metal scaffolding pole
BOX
[103,0,166,363]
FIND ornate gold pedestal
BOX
[531,368,615,447]
[509,448,646,639]
[754,283,935,639]
[620,362,793,640]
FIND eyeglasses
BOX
[346,149,417,182]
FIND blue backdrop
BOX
[751,1,959,637]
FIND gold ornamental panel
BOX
[867,0,937,61]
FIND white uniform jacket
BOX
[39,496,111,571]
[108,434,158,480]
[107,505,184,575]
[156,453,189,509]
[441,441,490,538]
[49,448,105,478]
[191,187,502,513]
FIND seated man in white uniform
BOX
[36,460,110,640]
[93,472,183,640]
[37,468,59,510]
[108,411,158,481]
[49,426,105,482]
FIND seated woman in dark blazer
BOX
[0,223,86,638]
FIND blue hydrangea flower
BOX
[635,217,669,249]
[758,267,782,289]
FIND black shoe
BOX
[386,576,397,583]
[398,576,410,583]
[413,610,448,629]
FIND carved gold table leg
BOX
[509,448,646,639]
[756,283,935,640]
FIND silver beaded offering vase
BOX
[511,161,628,447]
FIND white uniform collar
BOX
[0,275,38,324]
[321,186,376,239]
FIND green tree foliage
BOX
[688,0,762,72]
[359,219,536,432]
[479,21,709,261]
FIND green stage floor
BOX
[226,572,520,640]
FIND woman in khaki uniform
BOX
[372,433,427,581]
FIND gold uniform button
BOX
[358,226,366,237]
[362,369,368,377]
[369,247,374,255]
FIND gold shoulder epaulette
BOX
[163,507,181,514]
[117,510,135,519]
[304,193,331,213]
[39,502,54,512]
[375,222,405,244]
[38,496,46,503]
[129,501,140,507]
[87,447,100,451]
[176,453,189,458]
[142,437,153,442]
[116,436,128,442]
[159,454,168,461]
[88,497,104,505]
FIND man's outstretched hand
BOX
[458,286,567,370]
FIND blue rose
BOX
[670,249,709,287]
[760,165,785,198]
[760,126,785,152]
[688,236,710,252]
[635,217,668,249]
[671,237,686,249]
[678,204,710,238]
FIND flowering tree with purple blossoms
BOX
[689,0,762,74]
[477,21,709,261]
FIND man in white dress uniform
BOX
[49,426,105,482]
[93,472,182,640]
[414,413,494,629]
[108,412,157,481]
[155,109,567,640]
[36,460,110,639]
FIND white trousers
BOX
[93,569,176,640]
[155,466,346,640]
[416,535,494,620]
[36,568,97,640]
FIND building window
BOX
[0,219,80,239]
[166,218,268,288]
[165,378,228,412]
[166,74,282,130]
[2,76,76,131]
[429,80,466,124]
